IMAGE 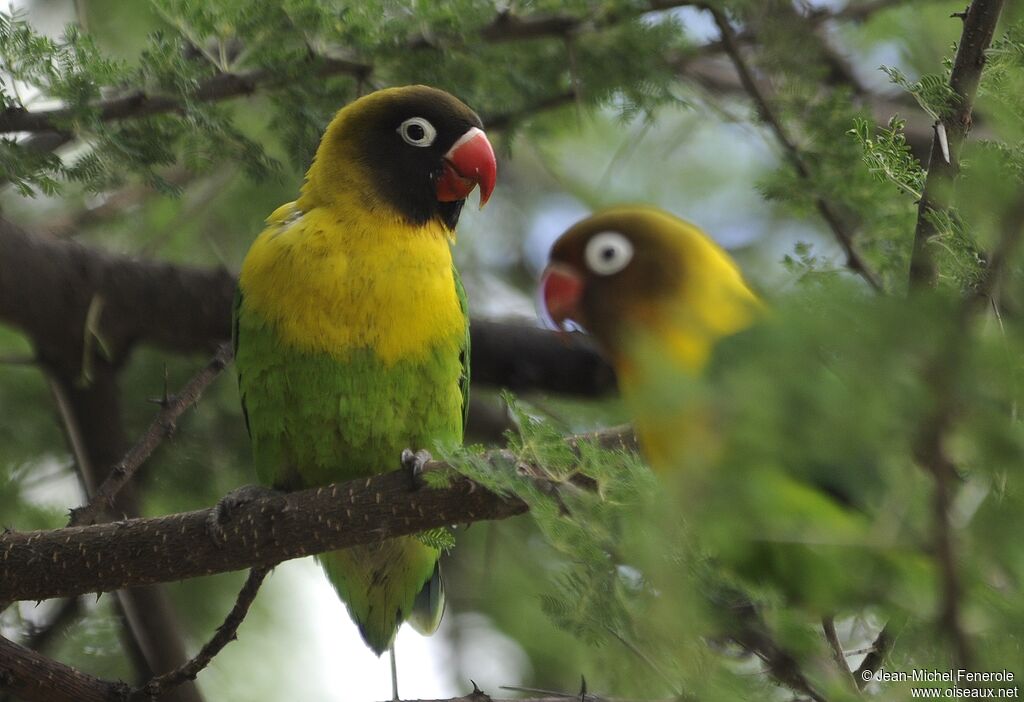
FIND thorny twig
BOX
[821,616,860,695]
[908,0,1006,287]
[707,6,883,292]
[67,344,232,527]
[130,567,270,701]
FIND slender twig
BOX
[492,683,675,702]
[909,198,1024,671]
[46,378,96,492]
[22,597,83,653]
[603,625,679,694]
[821,617,860,695]
[854,622,897,690]
[0,1,697,136]
[482,92,577,131]
[0,0,934,138]
[0,57,369,134]
[829,0,942,22]
[969,196,1024,310]
[908,0,1006,287]
[50,368,202,701]
[913,371,971,670]
[130,566,270,701]
[729,601,829,702]
[68,344,232,527]
[707,6,883,292]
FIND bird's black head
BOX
[301,85,497,231]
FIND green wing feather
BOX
[455,263,471,434]
[233,287,251,438]
[408,263,467,636]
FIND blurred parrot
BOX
[539,206,931,614]
[233,86,496,659]
[540,206,761,469]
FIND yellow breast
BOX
[239,200,464,364]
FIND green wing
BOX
[454,263,470,435]
[232,286,251,438]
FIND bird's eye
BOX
[398,117,437,147]
[584,231,634,275]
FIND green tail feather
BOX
[408,562,445,636]
[318,537,441,655]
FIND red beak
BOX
[436,127,497,207]
[541,263,585,330]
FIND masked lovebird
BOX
[541,206,761,469]
[233,86,496,657]
[540,206,929,613]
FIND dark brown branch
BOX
[382,695,667,702]
[0,2,699,136]
[474,0,702,43]
[0,0,930,138]
[730,601,828,702]
[675,53,941,160]
[0,219,234,373]
[821,617,859,695]
[914,380,972,669]
[854,622,897,690]
[707,7,883,292]
[0,219,614,396]
[483,92,578,131]
[68,344,233,527]
[827,0,944,22]
[906,199,1024,671]
[2,468,513,596]
[0,57,370,134]
[470,322,615,396]
[908,0,1006,287]
[969,195,1024,309]
[130,567,270,701]
[0,426,634,603]
[0,635,130,702]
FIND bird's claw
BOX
[401,448,433,489]
[206,484,284,547]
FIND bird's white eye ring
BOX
[584,231,634,275]
[398,117,437,147]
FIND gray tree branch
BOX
[0,426,635,603]
[0,219,615,396]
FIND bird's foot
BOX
[207,484,285,547]
[401,448,433,490]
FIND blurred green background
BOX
[2,0,1023,700]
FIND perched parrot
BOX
[539,206,930,611]
[233,86,496,656]
[540,206,761,469]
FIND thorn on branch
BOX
[68,344,232,527]
[908,0,1006,288]
[0,426,634,603]
[934,121,950,164]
